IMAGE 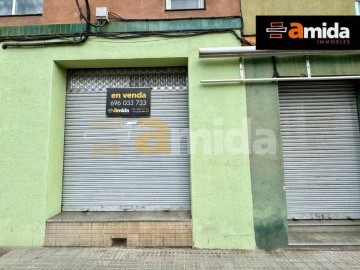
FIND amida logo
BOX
[287,22,349,40]
[256,16,359,50]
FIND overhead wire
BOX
[2,0,91,48]
[272,56,280,78]
[0,29,243,43]
[106,10,252,46]
[75,0,105,27]
[238,1,256,46]
[1,1,243,48]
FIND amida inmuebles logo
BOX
[256,16,359,50]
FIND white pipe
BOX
[199,46,360,58]
[201,75,360,84]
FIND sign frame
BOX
[106,88,151,118]
[256,16,360,50]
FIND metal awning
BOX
[199,46,360,84]
[199,46,360,58]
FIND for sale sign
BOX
[106,88,151,117]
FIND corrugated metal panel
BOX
[62,67,190,211]
[279,81,360,219]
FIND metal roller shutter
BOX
[279,81,360,219]
[62,67,190,211]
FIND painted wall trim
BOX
[0,17,242,37]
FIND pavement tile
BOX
[0,248,359,270]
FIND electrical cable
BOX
[1,29,243,44]
[108,12,125,21]
[272,56,280,78]
[2,0,91,49]
[239,2,256,37]
[106,14,242,22]
[75,0,105,27]
[238,17,255,46]
[238,2,256,46]
[106,11,250,46]
[1,2,243,49]
[95,29,242,41]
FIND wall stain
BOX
[255,218,288,250]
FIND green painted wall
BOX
[241,0,355,35]
[0,33,256,249]
[45,64,67,218]
[0,48,54,245]
[189,58,255,249]
[245,58,288,250]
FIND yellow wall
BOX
[241,0,355,35]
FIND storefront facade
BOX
[244,54,360,249]
[0,24,257,249]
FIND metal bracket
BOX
[200,54,335,84]
[306,55,311,78]
[239,57,245,80]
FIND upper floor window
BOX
[166,0,205,11]
[0,0,43,16]
[356,0,360,15]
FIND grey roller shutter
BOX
[62,67,190,211]
[279,81,360,219]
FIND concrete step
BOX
[287,243,360,251]
[288,220,360,233]
[289,232,360,243]
[288,220,360,250]
[44,211,192,248]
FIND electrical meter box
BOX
[96,7,108,21]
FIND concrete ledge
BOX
[288,220,360,233]
[288,220,360,250]
[288,220,360,227]
[48,211,191,222]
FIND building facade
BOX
[240,0,360,249]
[0,0,359,250]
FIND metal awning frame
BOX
[199,46,360,84]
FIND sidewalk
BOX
[0,247,359,269]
